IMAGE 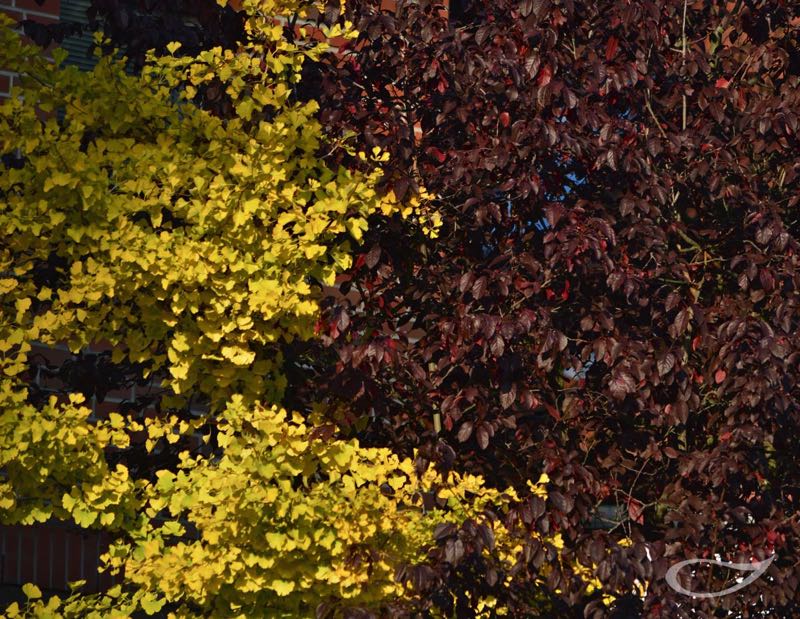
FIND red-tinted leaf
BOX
[657,352,675,377]
[525,54,541,78]
[627,499,644,524]
[426,146,446,163]
[545,402,560,421]
[490,335,505,357]
[476,424,490,449]
[472,276,488,299]
[500,382,517,409]
[605,36,619,61]
[609,370,636,399]
[365,245,381,269]
[434,523,457,541]
[519,0,535,17]
[393,177,409,201]
[459,272,475,293]
[536,64,552,87]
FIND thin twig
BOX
[681,0,688,131]
[645,90,668,138]
[675,226,703,252]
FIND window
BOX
[59,0,97,72]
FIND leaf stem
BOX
[645,90,668,139]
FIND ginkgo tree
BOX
[0,0,618,616]
[0,0,406,411]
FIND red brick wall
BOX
[1,524,119,594]
[0,71,11,97]
[0,0,61,98]
[0,0,60,24]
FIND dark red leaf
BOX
[457,420,474,442]
[605,36,619,61]
[536,64,552,87]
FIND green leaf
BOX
[73,506,98,527]
[140,594,165,615]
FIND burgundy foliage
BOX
[300,0,800,616]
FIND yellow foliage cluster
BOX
[0,384,141,529]
[0,0,431,411]
[103,398,521,616]
[4,394,608,617]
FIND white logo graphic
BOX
[665,554,776,598]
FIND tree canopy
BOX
[305,1,800,616]
[3,0,800,617]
